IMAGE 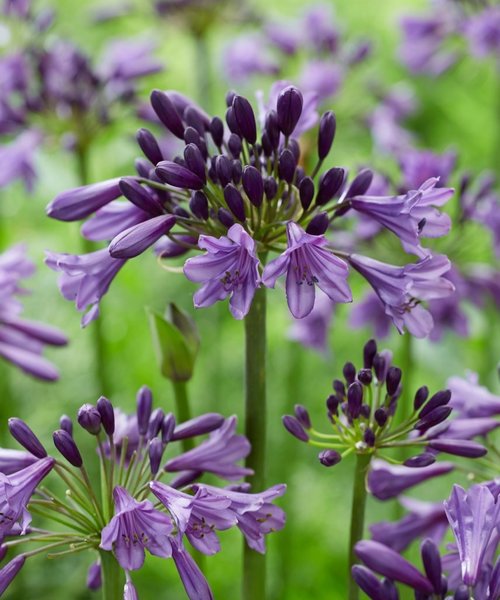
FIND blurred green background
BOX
[1,0,499,598]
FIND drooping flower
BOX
[262,222,352,319]
[183,224,260,320]
[288,289,335,353]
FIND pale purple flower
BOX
[100,486,173,570]
[444,483,500,587]
[183,224,260,320]
[399,148,456,190]
[367,459,454,500]
[45,248,126,326]
[288,289,335,353]
[81,201,148,242]
[0,457,54,539]
[223,35,279,81]
[464,6,500,58]
[447,373,500,418]
[349,292,392,339]
[0,129,42,191]
[299,60,343,101]
[0,449,37,475]
[262,222,352,319]
[303,4,339,53]
[427,269,469,341]
[265,22,301,55]
[171,539,214,600]
[99,39,163,83]
[123,580,138,600]
[86,560,101,590]
[165,416,252,481]
[0,555,26,596]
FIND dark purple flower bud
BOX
[136,128,163,165]
[161,413,176,443]
[346,169,373,198]
[184,127,206,157]
[53,429,83,467]
[318,111,336,160]
[174,207,189,219]
[295,167,305,187]
[225,107,240,136]
[306,212,329,235]
[0,556,26,596]
[414,386,429,411]
[351,565,385,600]
[86,561,101,591]
[135,159,151,179]
[8,418,47,458]
[278,149,296,183]
[282,415,309,442]
[224,184,246,222]
[360,404,371,419]
[427,439,487,458]
[172,413,224,440]
[59,415,73,436]
[183,107,206,136]
[215,155,232,187]
[109,214,176,259]
[333,379,345,396]
[232,96,257,144]
[190,191,209,220]
[97,396,115,437]
[228,133,242,158]
[421,539,441,593]
[363,339,377,369]
[276,86,303,136]
[374,407,388,427]
[261,133,273,156]
[415,406,452,433]
[343,362,356,385]
[348,381,363,419]
[119,178,163,215]
[264,177,278,200]
[242,166,264,207]
[373,354,387,382]
[294,405,311,429]
[147,408,164,439]
[418,390,451,419]
[316,167,345,206]
[77,404,101,435]
[149,438,164,475]
[380,579,398,600]
[364,428,375,447]
[299,177,315,210]
[288,139,300,163]
[231,160,242,184]
[404,453,436,468]
[265,110,280,150]
[210,117,224,148]
[386,367,402,396]
[156,161,204,190]
[326,394,339,414]
[150,90,185,139]
[183,144,206,183]
[218,208,235,229]
[319,449,342,467]
[225,90,236,107]
[137,386,153,436]
[454,585,470,600]
[358,369,373,386]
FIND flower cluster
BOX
[0,387,285,599]
[283,339,488,470]
[223,3,371,102]
[46,83,455,335]
[0,244,67,380]
[353,481,500,599]
[0,3,162,191]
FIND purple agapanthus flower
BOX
[183,224,260,320]
[171,539,214,600]
[447,373,500,418]
[260,80,319,136]
[223,35,280,81]
[0,449,37,475]
[299,60,343,101]
[45,249,126,327]
[288,289,335,353]
[100,486,173,570]
[0,244,67,380]
[0,129,42,191]
[444,483,500,587]
[262,222,352,319]
[348,292,392,339]
[0,457,54,539]
[464,6,500,58]
[399,148,456,190]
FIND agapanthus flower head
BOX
[284,338,487,488]
[0,387,285,599]
[47,83,453,325]
[0,244,67,379]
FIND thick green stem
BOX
[172,380,194,452]
[347,453,372,600]
[99,550,123,600]
[75,145,111,396]
[242,286,267,600]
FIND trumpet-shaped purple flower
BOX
[0,457,54,539]
[46,179,123,222]
[165,417,252,481]
[0,449,37,475]
[183,224,260,320]
[262,222,352,319]
[81,202,149,242]
[348,253,454,337]
[0,555,26,596]
[171,539,214,600]
[350,177,454,257]
[367,459,454,500]
[444,484,500,587]
[100,486,173,570]
[45,249,126,327]
[448,373,500,418]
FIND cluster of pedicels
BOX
[0,0,162,191]
[283,339,488,469]
[46,82,455,332]
[0,244,67,380]
[0,387,285,599]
